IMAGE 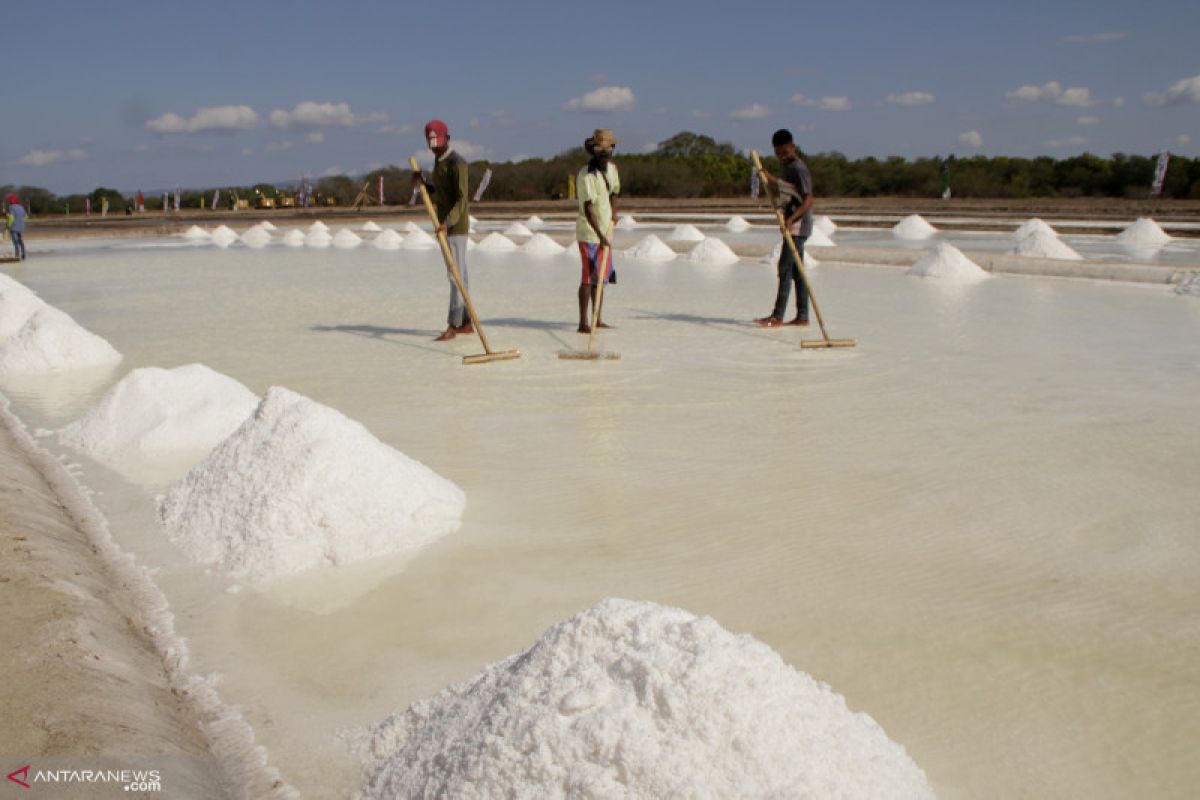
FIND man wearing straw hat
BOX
[756,128,813,327]
[575,128,620,333]
[411,119,473,341]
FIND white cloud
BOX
[730,103,771,120]
[378,123,416,135]
[642,141,659,152]
[1062,31,1126,44]
[305,131,326,144]
[1177,135,1192,146]
[269,101,387,130]
[264,141,295,153]
[819,96,852,111]
[886,91,935,107]
[1077,115,1098,125]
[17,147,87,166]
[959,130,983,149]
[1143,74,1200,107]
[1046,136,1089,148]
[1057,87,1097,107]
[449,139,488,159]
[562,85,636,112]
[366,162,384,172]
[146,105,258,134]
[319,166,344,177]
[1006,81,1097,107]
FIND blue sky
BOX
[2,0,1197,193]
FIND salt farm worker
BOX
[575,128,620,333]
[411,119,473,342]
[756,129,813,327]
[6,194,26,261]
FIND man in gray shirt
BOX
[756,129,813,327]
[6,194,26,261]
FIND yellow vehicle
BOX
[278,195,296,208]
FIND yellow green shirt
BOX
[575,162,620,243]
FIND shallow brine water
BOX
[3,231,1199,798]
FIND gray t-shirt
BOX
[777,159,813,237]
[7,204,26,233]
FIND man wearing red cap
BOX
[412,120,472,341]
[6,194,26,260]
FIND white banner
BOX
[473,168,493,202]
[750,168,760,199]
[1150,151,1170,197]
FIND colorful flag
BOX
[750,168,760,199]
[379,174,385,205]
[85,197,91,215]
[472,168,493,202]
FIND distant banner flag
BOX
[101,197,109,217]
[174,188,181,212]
[379,175,385,205]
[163,192,168,213]
[212,189,220,210]
[1150,151,1170,197]
[750,168,760,199]
[85,197,90,216]
[472,168,493,202]
[137,190,145,212]
[409,187,420,206]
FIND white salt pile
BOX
[210,225,240,248]
[892,214,938,240]
[258,220,278,233]
[468,215,480,227]
[305,229,333,249]
[353,598,933,800]
[525,215,545,229]
[625,234,676,261]
[1116,217,1171,247]
[615,215,638,229]
[475,232,518,252]
[360,221,383,233]
[1174,271,1200,296]
[684,237,740,265]
[907,242,990,284]
[332,229,363,249]
[669,224,706,242]
[401,229,438,249]
[504,221,534,237]
[807,226,836,247]
[0,305,122,375]
[58,364,259,476]
[724,215,752,232]
[1014,218,1057,240]
[1008,229,1083,260]
[372,230,403,251]
[0,277,48,341]
[308,221,330,233]
[281,230,306,248]
[760,242,818,269]
[519,233,568,256]
[181,225,211,241]
[157,386,465,582]
[240,226,272,248]
[814,214,838,235]
[399,221,423,234]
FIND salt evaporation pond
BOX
[2,234,1199,799]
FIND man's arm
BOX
[441,159,469,233]
[584,201,609,248]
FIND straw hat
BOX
[584,128,619,152]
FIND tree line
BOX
[5,132,1198,214]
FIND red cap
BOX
[6,194,17,204]
[424,119,449,148]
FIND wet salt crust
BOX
[1117,217,1171,247]
[157,386,465,582]
[893,214,938,240]
[1009,229,1083,260]
[907,242,989,284]
[0,305,122,375]
[353,598,933,800]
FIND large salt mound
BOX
[1117,217,1171,247]
[684,237,740,264]
[504,221,533,237]
[907,242,989,284]
[258,220,278,233]
[814,214,838,235]
[724,215,752,232]
[1008,229,1083,260]
[519,233,568,255]
[0,306,122,375]
[892,214,938,240]
[0,278,48,341]
[281,230,306,248]
[308,220,330,233]
[399,221,424,234]
[807,226,836,247]
[353,598,933,800]
[372,230,403,250]
[58,364,258,476]
[332,229,363,249]
[402,229,438,249]
[360,221,383,233]
[157,386,465,582]
[761,242,818,269]
[475,232,518,252]
[181,225,211,241]
[625,234,676,261]
[240,226,272,248]
[1014,218,1057,240]
[210,225,239,248]
[524,215,545,229]
[615,215,638,230]
[669,224,706,242]
[305,229,333,249]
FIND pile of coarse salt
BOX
[360,221,383,233]
[308,221,330,234]
[157,386,465,582]
[305,228,333,249]
[760,242,818,269]
[1008,230,1082,260]
[625,234,676,261]
[399,221,424,234]
[814,214,837,235]
[0,305,122,375]
[351,598,934,800]
[807,226,836,247]
[892,214,938,240]
[724,215,752,232]
[669,223,706,242]
[504,221,534,237]
[372,230,403,250]
[0,276,48,341]
[402,229,438,249]
[332,229,363,249]
[907,242,989,284]
[181,225,211,241]
[525,215,545,229]
[282,230,306,248]
[519,233,567,255]
[685,238,740,264]
[1116,217,1171,247]
[240,225,272,248]
[258,220,278,233]
[58,364,259,477]
[615,215,638,229]
[475,233,518,252]
[1014,218,1057,240]
[210,225,239,248]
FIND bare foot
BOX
[434,328,457,341]
[453,323,475,335]
[596,321,613,329]
[577,323,591,334]
[785,318,810,327]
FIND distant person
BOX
[575,128,620,333]
[756,128,813,327]
[411,119,472,342]
[6,194,26,260]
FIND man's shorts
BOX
[578,242,616,286]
